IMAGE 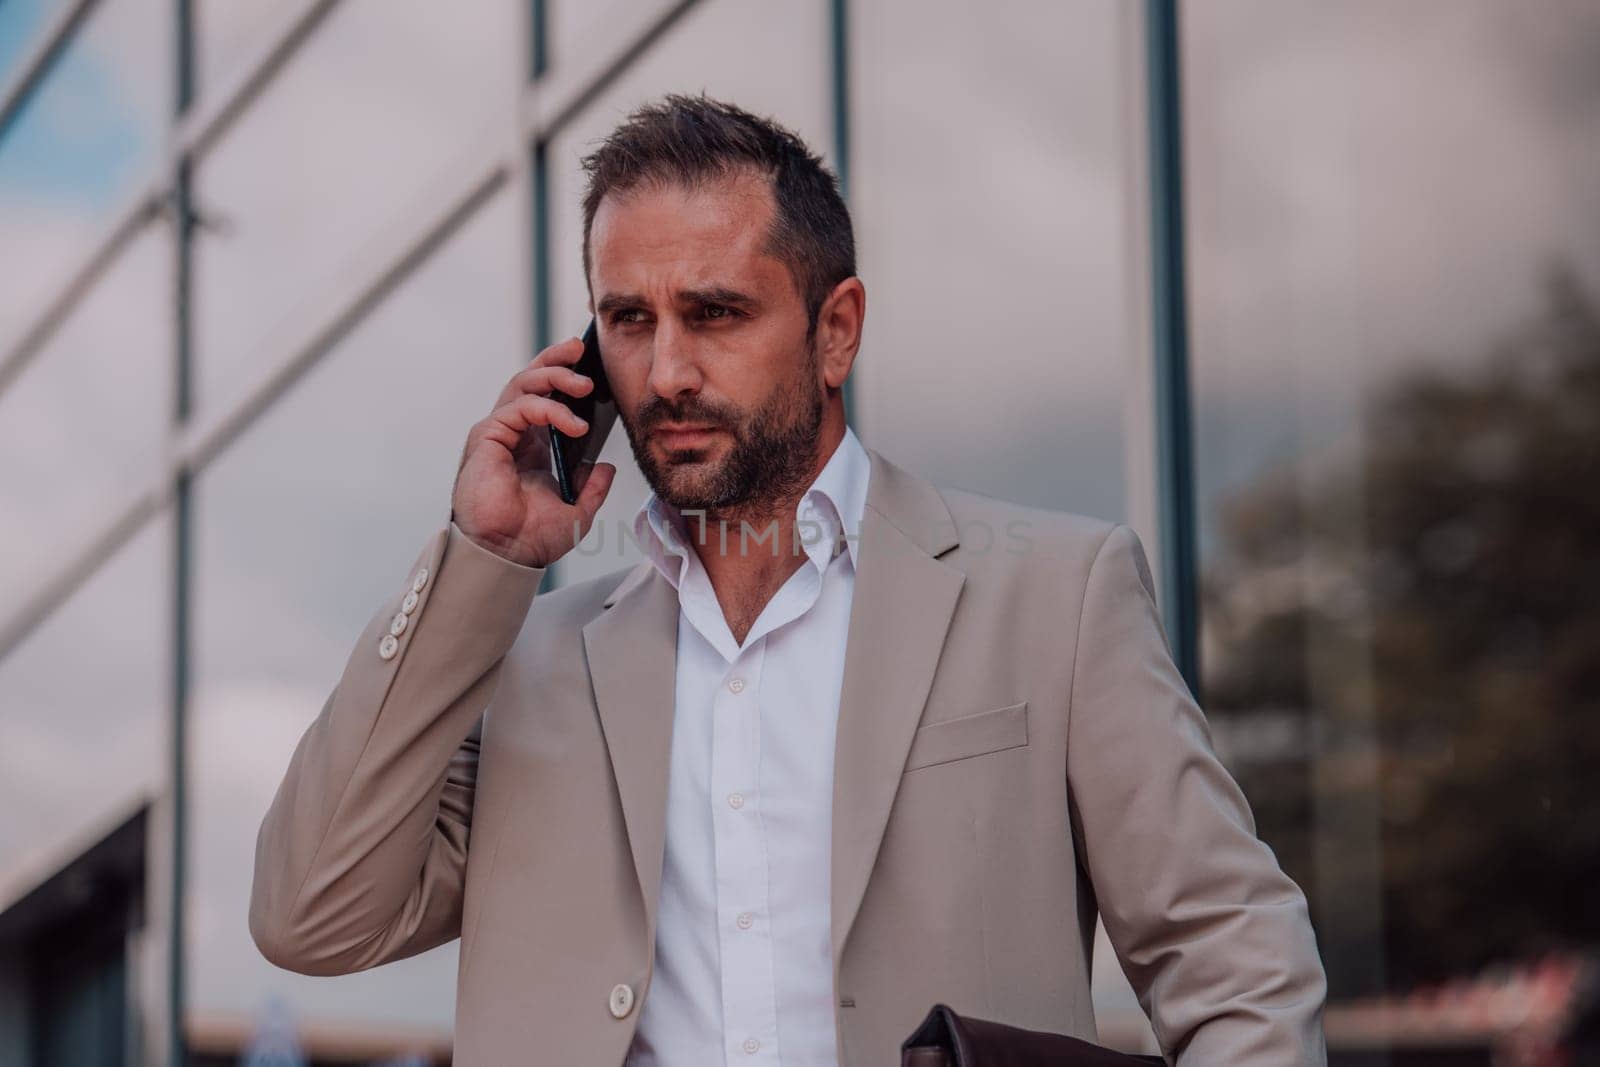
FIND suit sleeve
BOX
[248,520,545,976]
[1065,523,1328,1064]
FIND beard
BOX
[622,339,824,518]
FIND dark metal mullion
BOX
[530,0,548,81]
[829,0,850,198]
[530,0,559,591]
[830,0,855,429]
[532,141,551,356]
[168,2,197,1065]
[1144,0,1199,695]
[166,474,192,1067]
[531,137,559,595]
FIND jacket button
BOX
[608,983,635,1019]
[378,634,399,660]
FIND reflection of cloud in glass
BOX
[0,0,166,348]
[190,0,519,416]
[1,40,146,207]
[0,223,169,606]
[0,0,59,86]
[1187,0,1600,532]
[0,509,166,902]
[849,0,1132,524]
[0,0,161,211]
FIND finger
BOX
[479,392,589,451]
[528,335,586,371]
[494,362,594,408]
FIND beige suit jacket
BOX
[250,446,1327,1065]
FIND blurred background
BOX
[1,0,1597,1064]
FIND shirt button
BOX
[736,912,754,930]
[727,677,746,694]
[727,792,745,810]
[742,1037,760,1054]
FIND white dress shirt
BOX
[623,425,870,1067]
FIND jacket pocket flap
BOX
[904,701,1029,772]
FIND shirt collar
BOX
[632,424,871,588]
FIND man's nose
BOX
[645,319,703,400]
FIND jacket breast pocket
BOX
[903,700,1029,772]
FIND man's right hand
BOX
[450,336,618,568]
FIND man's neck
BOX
[684,421,846,645]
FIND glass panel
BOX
[188,187,519,1038]
[545,0,658,74]
[0,509,168,902]
[0,0,168,350]
[850,0,1132,521]
[0,222,171,607]
[544,0,832,587]
[193,0,295,102]
[1185,0,1600,1055]
[191,0,519,417]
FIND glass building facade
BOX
[1,1,1595,1064]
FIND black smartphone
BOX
[547,317,618,504]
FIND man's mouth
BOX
[654,423,723,447]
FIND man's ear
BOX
[816,277,865,391]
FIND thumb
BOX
[572,461,617,527]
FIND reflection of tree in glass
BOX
[1202,263,1600,996]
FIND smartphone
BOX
[547,318,618,504]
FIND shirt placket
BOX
[710,639,781,1063]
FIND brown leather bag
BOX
[901,1003,1167,1066]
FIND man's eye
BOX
[704,304,732,320]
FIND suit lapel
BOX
[830,448,964,969]
[583,562,679,940]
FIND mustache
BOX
[636,395,739,433]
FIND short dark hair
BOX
[580,92,856,338]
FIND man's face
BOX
[588,171,824,514]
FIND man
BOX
[250,94,1327,1065]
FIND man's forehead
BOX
[593,177,771,250]
[588,178,787,295]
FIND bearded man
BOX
[249,93,1327,1066]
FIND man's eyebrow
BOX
[595,292,646,316]
[679,286,760,309]
[595,287,762,316]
